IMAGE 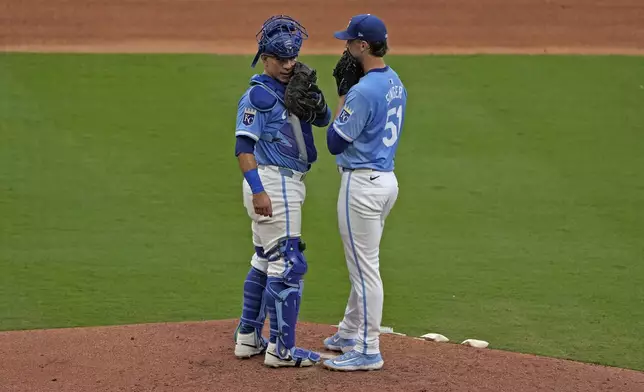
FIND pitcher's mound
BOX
[0,319,642,392]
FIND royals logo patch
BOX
[242,107,256,126]
[338,105,353,124]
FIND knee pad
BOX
[282,238,308,284]
[266,237,308,283]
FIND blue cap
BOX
[334,14,388,42]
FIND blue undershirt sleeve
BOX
[326,124,350,155]
[235,135,256,156]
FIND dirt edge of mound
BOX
[1,319,643,392]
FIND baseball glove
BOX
[284,62,328,123]
[332,50,364,96]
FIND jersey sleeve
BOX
[235,95,267,142]
[331,88,370,143]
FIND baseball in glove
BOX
[332,49,365,96]
[284,62,329,123]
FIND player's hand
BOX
[253,191,273,217]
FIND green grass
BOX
[1,53,643,370]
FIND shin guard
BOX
[264,238,316,361]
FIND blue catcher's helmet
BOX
[251,15,309,68]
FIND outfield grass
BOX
[1,53,643,370]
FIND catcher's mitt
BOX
[332,50,364,96]
[284,62,328,123]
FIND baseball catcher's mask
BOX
[251,15,309,68]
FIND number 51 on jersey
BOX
[383,104,403,147]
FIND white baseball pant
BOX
[242,164,306,278]
[335,167,399,355]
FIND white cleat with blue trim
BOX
[323,333,356,353]
[322,349,384,371]
[264,342,321,368]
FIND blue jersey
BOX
[235,74,322,173]
[331,66,407,172]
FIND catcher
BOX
[232,14,331,368]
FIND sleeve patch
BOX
[242,107,257,126]
[337,105,353,124]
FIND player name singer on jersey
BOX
[386,85,404,104]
